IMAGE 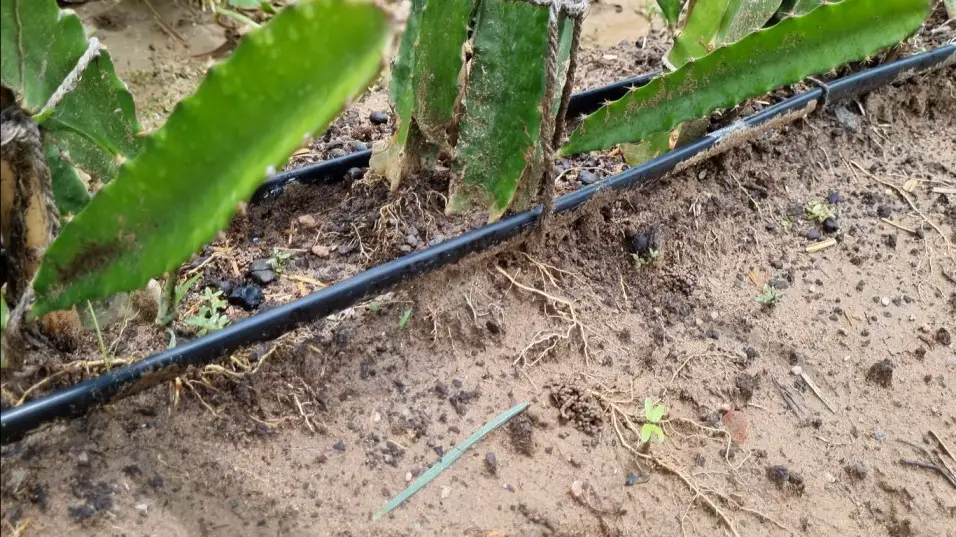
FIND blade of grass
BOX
[372,401,530,521]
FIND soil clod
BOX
[508,414,535,456]
[485,452,498,475]
[228,284,264,310]
[866,359,894,388]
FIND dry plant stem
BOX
[799,371,836,413]
[931,430,956,462]
[849,160,953,255]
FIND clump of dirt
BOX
[866,359,894,387]
[548,383,603,436]
[508,414,535,456]
[766,465,806,495]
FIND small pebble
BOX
[874,431,886,441]
[297,215,318,229]
[822,217,840,233]
[228,284,264,310]
[877,205,892,218]
[806,229,823,241]
[791,365,803,376]
[370,111,389,125]
[405,472,413,482]
[880,296,891,307]
[333,441,346,451]
[440,486,451,499]
[311,244,331,258]
[625,473,640,486]
[570,480,584,498]
[135,504,148,516]
[485,452,498,475]
[578,170,599,185]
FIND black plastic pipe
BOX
[2,45,952,445]
[250,71,662,203]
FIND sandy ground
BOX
[2,1,955,537]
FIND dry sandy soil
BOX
[2,1,955,537]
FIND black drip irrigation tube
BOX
[2,45,953,444]
[251,72,661,202]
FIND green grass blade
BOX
[32,0,390,316]
[562,0,931,156]
[372,401,529,521]
[412,0,473,149]
[450,0,551,221]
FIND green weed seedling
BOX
[641,398,667,443]
[186,288,231,336]
[805,201,836,223]
[753,283,784,307]
[632,248,662,267]
[268,247,296,274]
[398,308,413,329]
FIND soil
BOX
[3,2,956,537]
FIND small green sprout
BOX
[631,248,661,267]
[368,301,382,313]
[805,201,836,223]
[753,283,784,307]
[185,288,231,336]
[398,308,413,329]
[640,398,667,443]
[268,247,296,274]
[0,291,8,334]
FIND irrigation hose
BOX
[250,72,661,203]
[2,45,952,445]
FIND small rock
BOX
[333,441,346,451]
[822,217,840,233]
[570,480,585,498]
[485,452,498,475]
[311,244,330,258]
[827,190,842,204]
[370,111,389,125]
[771,278,790,290]
[338,243,356,255]
[405,234,419,248]
[735,374,757,404]
[625,473,640,487]
[806,229,823,241]
[347,167,366,180]
[791,365,803,376]
[721,410,749,444]
[405,472,413,482]
[349,141,368,153]
[877,205,892,218]
[881,296,891,307]
[249,268,277,286]
[329,147,347,159]
[135,503,148,516]
[874,431,886,441]
[578,170,599,185]
[228,285,264,310]
[76,451,90,468]
[440,486,451,499]
[866,359,894,388]
[844,461,868,480]
[149,475,165,489]
[297,215,318,229]
[247,260,277,285]
[936,327,952,346]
